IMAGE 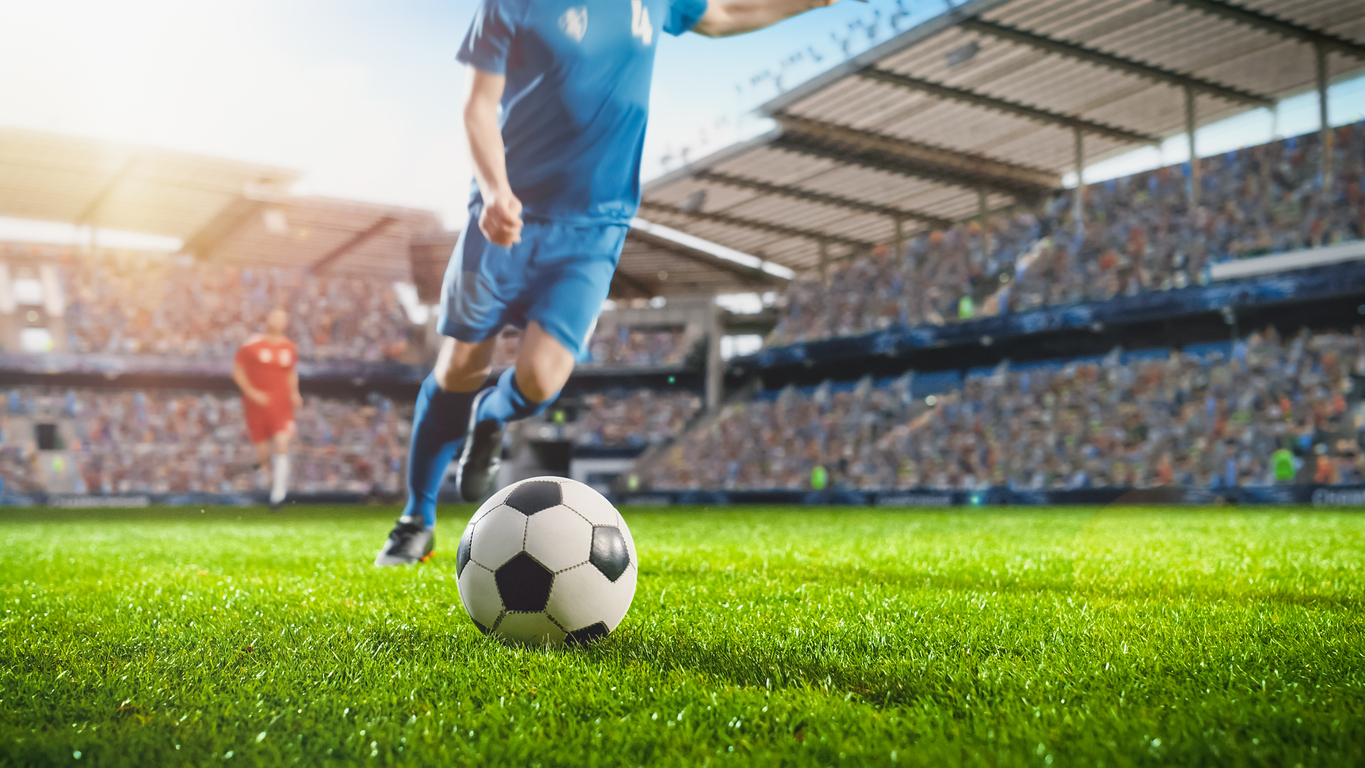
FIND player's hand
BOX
[480,191,524,248]
[248,390,271,407]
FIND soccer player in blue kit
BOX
[376,0,850,565]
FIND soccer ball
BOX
[456,477,638,647]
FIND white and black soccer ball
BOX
[456,477,637,647]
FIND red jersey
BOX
[237,335,298,443]
[236,335,297,399]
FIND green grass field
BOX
[2,506,1364,767]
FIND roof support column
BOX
[1072,127,1085,226]
[1185,87,1200,208]
[819,238,831,285]
[1317,43,1333,190]
[892,216,906,259]
[705,302,723,414]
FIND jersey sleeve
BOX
[457,0,521,74]
[664,0,708,35]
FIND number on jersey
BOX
[631,0,652,45]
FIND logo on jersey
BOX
[559,6,588,42]
[278,349,293,366]
[259,349,274,364]
[630,0,653,45]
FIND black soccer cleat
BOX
[268,496,286,512]
[374,520,435,567]
[455,388,504,503]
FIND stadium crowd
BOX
[0,384,700,496]
[769,121,1365,345]
[1,387,412,496]
[60,257,418,362]
[488,326,696,370]
[645,327,1365,491]
[573,389,703,447]
[4,249,695,369]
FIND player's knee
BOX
[517,355,572,402]
[434,353,491,392]
[434,338,495,392]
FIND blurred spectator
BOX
[575,390,702,447]
[646,327,1365,492]
[768,121,1365,346]
[1,387,412,496]
[506,389,702,449]
[489,326,696,369]
[58,255,418,362]
[2,384,699,496]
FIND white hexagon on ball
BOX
[456,563,502,634]
[468,504,527,570]
[455,477,638,647]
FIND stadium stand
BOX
[644,328,1365,492]
[0,381,704,500]
[575,390,703,448]
[767,122,1365,345]
[1,243,700,370]
[60,251,419,361]
[1,387,411,497]
[488,325,699,370]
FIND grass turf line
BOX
[1,506,1363,767]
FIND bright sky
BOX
[1,0,1363,237]
[0,0,906,232]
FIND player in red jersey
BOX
[232,309,302,510]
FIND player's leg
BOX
[268,426,292,509]
[376,224,514,566]
[455,322,574,502]
[253,440,271,489]
[377,340,496,566]
[400,336,497,525]
[456,225,623,502]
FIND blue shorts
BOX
[438,219,628,357]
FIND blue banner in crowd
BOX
[743,261,1365,371]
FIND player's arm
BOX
[232,360,270,406]
[692,0,848,37]
[288,369,302,409]
[464,67,523,248]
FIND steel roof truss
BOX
[638,201,875,249]
[309,216,399,275]
[961,18,1275,107]
[630,226,782,286]
[773,115,1058,199]
[695,170,953,228]
[860,68,1161,145]
[1160,0,1365,60]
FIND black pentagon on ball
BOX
[589,526,630,582]
[494,552,555,612]
[472,619,490,636]
[457,526,473,576]
[503,480,562,516]
[565,622,610,646]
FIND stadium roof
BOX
[1,127,776,291]
[0,127,441,280]
[642,0,1365,273]
[618,219,789,298]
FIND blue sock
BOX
[402,372,479,527]
[474,367,558,429]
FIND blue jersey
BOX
[458,0,707,224]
